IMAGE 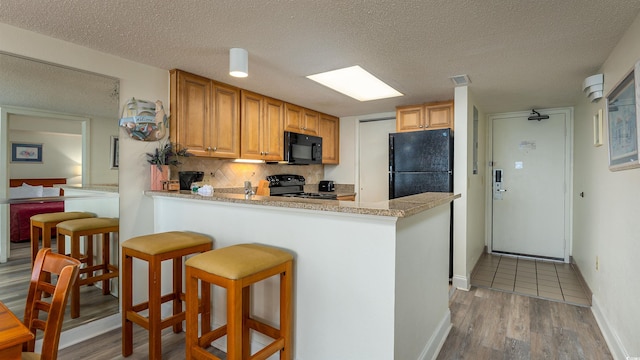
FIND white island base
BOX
[149,194,453,360]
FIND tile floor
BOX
[471,253,591,306]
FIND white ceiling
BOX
[1,0,639,117]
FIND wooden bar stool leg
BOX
[71,234,81,319]
[30,224,41,268]
[173,256,183,333]
[227,281,243,360]
[148,256,162,360]
[185,267,198,360]
[242,286,251,359]
[201,280,211,335]
[281,261,293,360]
[102,233,110,294]
[122,250,133,357]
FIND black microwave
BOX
[283,131,323,165]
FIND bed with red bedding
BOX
[9,178,66,243]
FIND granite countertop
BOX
[145,190,460,218]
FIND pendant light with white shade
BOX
[229,48,248,78]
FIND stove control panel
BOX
[267,174,305,187]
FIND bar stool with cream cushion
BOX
[185,243,294,360]
[56,217,119,319]
[121,231,212,359]
[30,211,95,268]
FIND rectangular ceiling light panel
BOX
[306,65,403,101]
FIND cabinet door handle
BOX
[419,125,423,128]
[207,146,212,151]
[213,147,217,151]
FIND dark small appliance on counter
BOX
[318,180,335,192]
[267,174,337,200]
[178,171,204,190]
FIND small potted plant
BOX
[146,141,191,190]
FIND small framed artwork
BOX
[593,109,603,147]
[11,143,43,163]
[606,60,640,171]
[110,136,119,169]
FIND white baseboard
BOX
[419,310,452,360]
[451,274,470,291]
[591,295,632,360]
[37,313,121,352]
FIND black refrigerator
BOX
[389,128,453,198]
[389,128,454,279]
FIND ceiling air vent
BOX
[449,74,471,86]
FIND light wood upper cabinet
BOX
[285,103,318,135]
[171,69,338,163]
[396,100,454,132]
[240,90,283,161]
[318,113,339,164]
[210,81,240,158]
[170,70,211,157]
[426,101,453,129]
[396,105,424,132]
[170,70,240,158]
[302,108,319,135]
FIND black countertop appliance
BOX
[318,180,335,192]
[178,171,204,190]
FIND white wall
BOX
[9,130,82,182]
[0,22,167,340]
[9,114,82,183]
[572,13,640,359]
[451,86,486,290]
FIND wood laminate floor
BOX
[57,286,611,360]
[436,287,612,360]
[0,239,119,334]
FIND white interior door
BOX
[359,119,396,202]
[490,109,570,260]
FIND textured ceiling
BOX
[1,0,639,117]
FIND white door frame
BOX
[484,107,573,262]
[0,105,91,263]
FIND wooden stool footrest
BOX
[247,318,280,340]
[250,338,285,360]
[160,313,185,329]
[126,311,150,330]
[193,346,223,360]
[200,324,227,346]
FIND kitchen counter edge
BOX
[145,190,460,218]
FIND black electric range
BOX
[267,174,337,200]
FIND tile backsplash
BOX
[170,157,324,188]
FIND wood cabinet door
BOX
[171,70,211,157]
[262,97,284,161]
[302,109,319,135]
[211,81,240,158]
[425,101,454,130]
[396,105,424,132]
[284,103,303,133]
[240,90,263,159]
[319,113,339,164]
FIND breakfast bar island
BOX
[145,190,459,360]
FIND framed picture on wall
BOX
[606,60,640,171]
[110,136,119,169]
[11,142,43,163]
